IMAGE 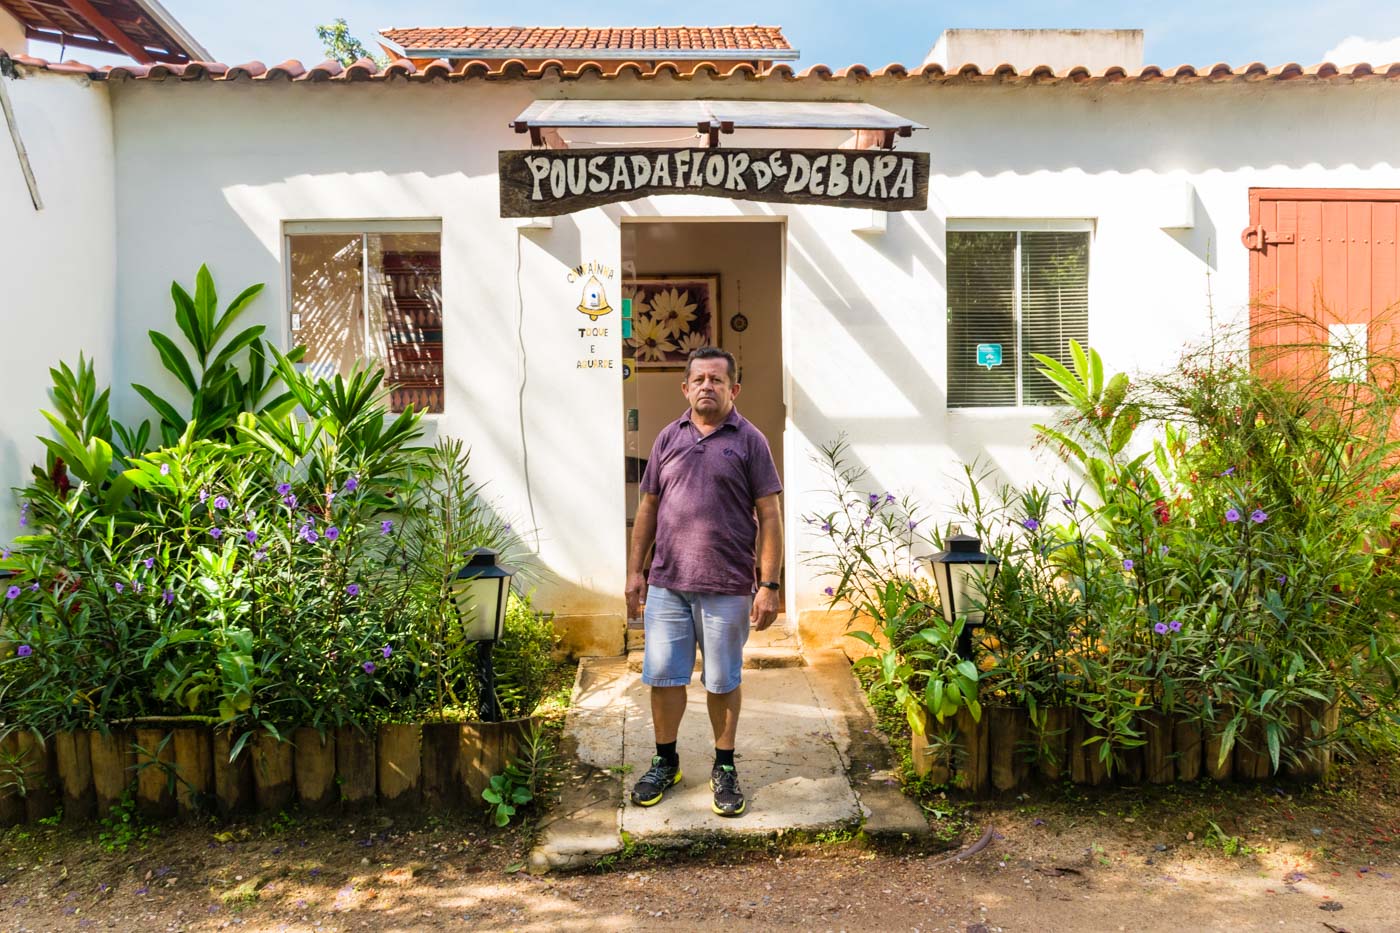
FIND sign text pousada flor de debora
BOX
[499,147,929,217]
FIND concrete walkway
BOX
[529,618,928,871]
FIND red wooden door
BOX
[1246,189,1400,378]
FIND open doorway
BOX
[620,219,786,603]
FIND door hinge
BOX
[1241,225,1296,251]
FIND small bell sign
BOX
[577,275,613,321]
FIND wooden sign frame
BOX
[499,147,929,217]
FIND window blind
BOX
[1020,232,1090,404]
[947,231,1016,407]
[946,229,1089,408]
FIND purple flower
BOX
[209,527,222,540]
[380,520,394,535]
[199,488,209,503]
[863,517,872,528]
[254,548,268,562]
[143,557,155,570]
[325,490,335,503]
[1277,574,1287,585]
[908,520,918,530]
[325,526,340,541]
[1160,544,1170,555]
[1225,508,1241,523]
[305,529,319,544]
[283,494,298,509]
[132,582,143,595]
[1250,509,1268,524]
[1123,559,1134,570]
[1220,467,1236,476]
[159,463,170,476]
[28,582,38,592]
[245,530,257,544]
[884,493,895,504]
[16,645,31,658]
[381,645,392,659]
[346,583,360,597]
[345,476,360,493]
[1,548,9,560]
[1154,622,1169,635]
[276,483,291,496]
[1062,498,1076,509]
[362,660,376,674]
[212,496,230,510]
[113,581,124,594]
[821,522,831,532]
[6,585,20,600]
[824,586,835,596]
[1023,518,1040,531]
[162,588,173,605]
[868,493,879,506]
[1169,620,1182,632]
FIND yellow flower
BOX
[649,287,698,338]
[676,331,708,353]
[628,314,676,362]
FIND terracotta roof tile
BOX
[378,25,792,54]
[10,52,1400,87]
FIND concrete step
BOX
[626,645,804,673]
[528,650,929,872]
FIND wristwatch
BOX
[757,581,780,591]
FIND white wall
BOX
[0,70,114,547]
[99,75,1400,643]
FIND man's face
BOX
[682,357,739,418]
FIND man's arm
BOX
[751,493,783,631]
[626,493,659,619]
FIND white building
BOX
[3,21,1398,655]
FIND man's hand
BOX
[751,586,780,631]
[626,571,648,620]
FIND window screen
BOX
[947,229,1089,408]
[288,230,444,413]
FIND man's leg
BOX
[632,587,696,807]
[698,593,752,816]
[706,686,741,750]
[652,685,688,743]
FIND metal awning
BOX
[510,99,927,147]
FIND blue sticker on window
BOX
[976,343,1003,370]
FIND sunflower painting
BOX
[625,275,719,369]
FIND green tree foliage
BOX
[315,18,388,67]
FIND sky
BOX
[23,0,1400,69]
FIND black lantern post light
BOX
[450,547,517,722]
[925,531,1000,661]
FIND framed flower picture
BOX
[625,274,720,370]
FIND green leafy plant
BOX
[482,725,554,827]
[97,790,156,852]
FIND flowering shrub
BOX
[812,333,1400,777]
[0,266,550,754]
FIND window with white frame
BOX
[946,226,1090,408]
[286,221,444,414]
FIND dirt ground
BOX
[1,753,1397,932]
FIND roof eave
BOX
[395,46,801,61]
[131,0,213,61]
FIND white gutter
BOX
[132,0,213,61]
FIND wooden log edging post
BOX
[293,727,336,811]
[212,727,254,817]
[1035,708,1073,783]
[54,730,95,823]
[89,729,134,818]
[336,725,376,806]
[172,727,212,819]
[376,723,422,807]
[133,727,175,819]
[251,732,294,812]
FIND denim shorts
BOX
[641,586,752,694]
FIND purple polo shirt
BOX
[640,406,782,596]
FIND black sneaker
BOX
[710,764,746,817]
[630,756,682,807]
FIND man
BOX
[625,346,783,817]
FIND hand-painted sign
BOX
[976,343,1003,369]
[499,148,929,217]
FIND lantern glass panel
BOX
[450,575,505,641]
[950,562,997,625]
